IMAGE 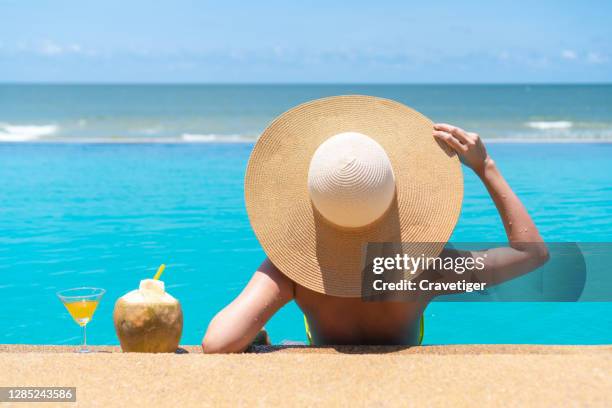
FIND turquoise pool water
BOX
[1,142,611,345]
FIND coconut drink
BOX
[113,269,183,353]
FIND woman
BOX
[202,118,548,353]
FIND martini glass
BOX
[57,287,106,353]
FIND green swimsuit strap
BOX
[417,314,425,345]
[304,314,425,346]
[304,315,313,345]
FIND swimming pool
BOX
[0,142,610,344]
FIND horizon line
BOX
[1,81,611,86]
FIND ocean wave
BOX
[0,131,258,144]
[180,133,256,143]
[526,121,573,130]
[486,137,612,143]
[0,123,58,142]
[1,130,612,144]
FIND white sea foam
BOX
[180,133,256,143]
[486,138,612,143]
[0,131,258,144]
[0,123,58,142]
[526,121,573,130]
[2,128,611,144]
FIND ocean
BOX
[2,84,612,142]
[0,84,611,346]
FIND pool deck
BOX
[1,345,611,407]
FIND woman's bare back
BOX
[295,282,424,345]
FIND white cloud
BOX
[39,40,84,56]
[560,50,577,60]
[586,52,607,64]
[40,40,63,56]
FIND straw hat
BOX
[245,95,463,297]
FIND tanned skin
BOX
[202,125,549,353]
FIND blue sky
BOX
[1,0,611,83]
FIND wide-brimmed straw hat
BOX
[245,95,463,297]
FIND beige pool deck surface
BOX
[1,344,611,407]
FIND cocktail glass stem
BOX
[80,324,89,353]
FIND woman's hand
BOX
[433,123,491,177]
